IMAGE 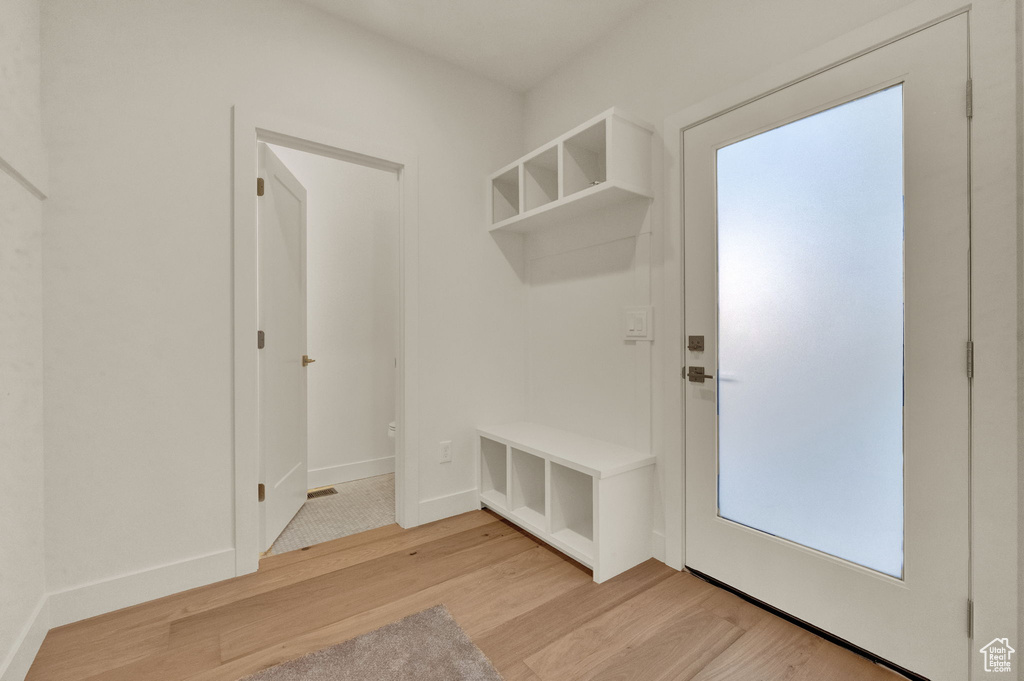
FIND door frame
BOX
[658,1,1018,677]
[232,107,420,576]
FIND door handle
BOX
[303,355,315,367]
[686,366,714,383]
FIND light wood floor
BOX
[27,510,901,681]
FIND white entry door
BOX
[258,143,309,552]
[683,16,969,679]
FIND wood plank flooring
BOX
[26,511,901,681]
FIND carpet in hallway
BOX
[268,473,395,555]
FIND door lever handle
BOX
[686,366,714,383]
[303,355,316,367]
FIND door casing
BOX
[232,108,420,575]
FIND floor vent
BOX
[307,487,338,500]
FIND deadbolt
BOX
[686,366,714,383]
[303,355,316,367]
[687,335,705,352]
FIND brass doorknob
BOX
[303,355,315,367]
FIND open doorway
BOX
[257,143,400,555]
[232,109,420,575]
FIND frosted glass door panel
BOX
[716,86,904,578]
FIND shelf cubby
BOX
[479,436,508,510]
[563,119,606,197]
[477,422,655,582]
[486,108,653,235]
[510,448,547,532]
[550,462,593,546]
[491,167,520,225]
[523,145,559,211]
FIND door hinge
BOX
[968,599,974,637]
[257,329,265,349]
[966,79,973,119]
[258,483,266,502]
[966,340,974,379]
[257,177,265,197]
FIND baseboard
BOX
[0,596,49,681]
[652,529,666,563]
[418,488,480,525]
[308,456,395,489]
[47,548,235,628]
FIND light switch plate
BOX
[625,306,653,341]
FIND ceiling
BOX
[299,0,658,92]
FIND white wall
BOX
[524,0,921,147]
[268,145,399,488]
[523,0,1020,674]
[40,0,526,622]
[524,202,652,453]
[0,1,49,679]
[527,237,637,448]
[0,0,47,194]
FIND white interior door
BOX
[258,143,309,552]
[682,16,969,679]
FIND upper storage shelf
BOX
[488,108,654,234]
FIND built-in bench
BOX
[477,421,655,583]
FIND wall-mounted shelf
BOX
[488,109,654,235]
[476,421,655,582]
[491,167,520,224]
